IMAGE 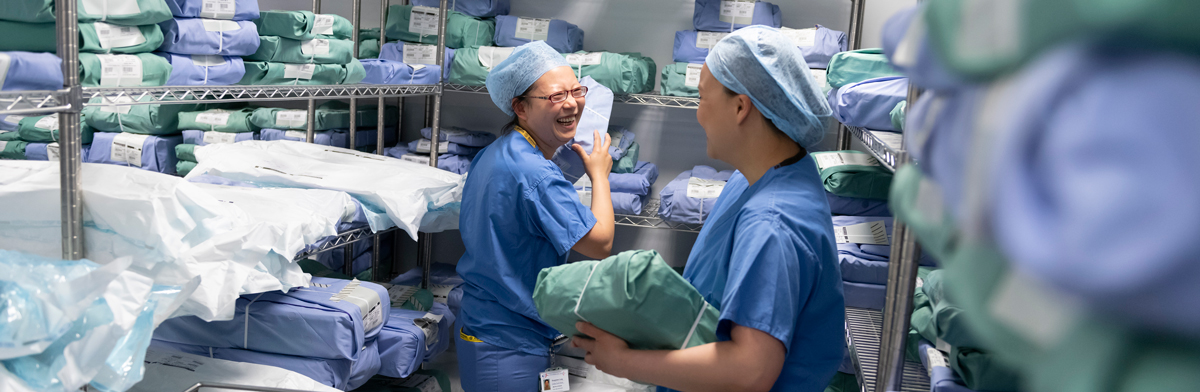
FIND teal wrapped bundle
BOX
[254,10,353,40]
[178,107,258,133]
[79,53,173,87]
[0,21,163,53]
[16,114,95,144]
[533,249,719,351]
[890,100,906,132]
[562,52,656,95]
[176,160,196,176]
[238,60,365,85]
[175,144,196,162]
[0,139,29,159]
[660,62,700,98]
[248,36,356,64]
[248,102,398,131]
[811,150,892,200]
[826,49,901,89]
[82,96,199,135]
[384,5,495,49]
[0,0,171,25]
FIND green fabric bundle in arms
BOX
[811,150,893,200]
[16,114,95,144]
[660,62,701,98]
[82,96,199,135]
[248,36,356,64]
[79,53,172,87]
[384,5,495,49]
[238,60,366,85]
[254,10,353,40]
[563,51,657,95]
[826,48,902,89]
[248,102,398,131]
[533,249,719,351]
[178,107,259,133]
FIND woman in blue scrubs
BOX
[572,26,846,392]
[454,41,616,392]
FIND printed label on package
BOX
[81,0,141,18]
[202,131,236,144]
[110,133,150,167]
[283,130,309,140]
[565,53,602,66]
[195,110,232,126]
[401,154,431,165]
[275,110,307,128]
[814,152,879,170]
[398,374,442,392]
[833,220,889,245]
[47,143,59,161]
[191,54,227,67]
[97,54,144,87]
[0,141,8,152]
[695,32,728,49]
[312,14,336,35]
[201,19,240,32]
[94,22,146,49]
[402,44,438,65]
[201,0,236,19]
[409,6,441,35]
[477,46,515,70]
[99,95,135,114]
[430,283,455,304]
[926,347,949,371]
[809,69,827,89]
[415,139,450,153]
[718,0,756,25]
[684,63,703,88]
[781,27,817,47]
[4,115,26,124]
[34,114,59,130]
[283,63,315,80]
[300,39,331,56]
[516,17,551,41]
[686,177,726,199]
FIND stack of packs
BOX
[252,102,400,151]
[374,296,456,378]
[493,15,582,53]
[448,45,512,85]
[0,51,62,91]
[151,277,390,390]
[0,113,93,162]
[376,4,493,84]
[243,10,365,85]
[377,41,455,84]
[658,165,735,225]
[388,126,496,175]
[174,106,261,176]
[825,48,904,111]
[811,150,893,216]
[664,0,800,97]
[833,216,937,310]
[562,51,656,95]
[156,0,261,85]
[572,127,658,216]
[79,98,209,174]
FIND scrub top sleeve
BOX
[717,217,812,351]
[525,172,598,255]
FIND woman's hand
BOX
[571,130,613,180]
[572,321,631,376]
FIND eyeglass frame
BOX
[520,86,588,103]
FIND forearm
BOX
[608,342,776,392]
[572,176,613,259]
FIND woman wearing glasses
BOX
[453,41,615,392]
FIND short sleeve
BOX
[525,172,597,255]
[717,216,815,350]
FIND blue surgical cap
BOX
[706,25,833,148]
[486,41,572,116]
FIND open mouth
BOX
[555,116,577,127]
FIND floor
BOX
[425,338,466,392]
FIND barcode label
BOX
[200,19,240,32]
[696,32,728,49]
[202,131,236,144]
[565,53,603,66]
[684,63,703,87]
[97,54,143,87]
[275,110,307,127]
[515,17,550,41]
[403,44,438,65]
[814,152,879,170]
[718,0,756,25]
[94,22,146,49]
[110,133,150,167]
[195,110,231,126]
[99,96,135,114]
[686,177,726,199]
[833,221,889,245]
[781,27,818,47]
[312,14,336,35]
[201,0,236,19]
[409,6,440,35]
[283,64,315,80]
[300,39,330,56]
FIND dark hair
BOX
[501,85,534,134]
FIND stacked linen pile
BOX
[572,127,658,216]
[156,0,261,85]
[373,285,457,378]
[387,126,497,175]
[825,48,907,131]
[151,277,391,390]
[79,98,208,174]
[493,15,582,53]
[0,51,65,157]
[391,262,466,320]
[243,10,365,85]
[252,102,399,151]
[832,216,937,310]
[376,3,493,85]
[3,113,93,163]
[561,51,656,95]
[812,150,893,216]
[658,165,735,226]
[173,106,260,176]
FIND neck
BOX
[728,128,804,186]
[516,123,560,159]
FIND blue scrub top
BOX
[457,130,598,356]
[676,156,845,392]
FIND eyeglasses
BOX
[521,86,588,103]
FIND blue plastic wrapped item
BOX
[410,0,509,18]
[0,52,62,91]
[917,340,976,392]
[880,6,967,91]
[692,0,782,32]
[157,18,260,56]
[0,251,118,360]
[830,76,908,131]
[260,127,397,150]
[153,277,391,361]
[832,216,937,286]
[376,303,455,378]
[378,42,454,81]
[843,281,885,310]
[181,129,257,146]
[827,192,891,216]
[164,0,260,20]
[85,132,183,175]
[493,16,584,53]
[550,76,612,182]
[23,143,91,161]
[658,165,735,225]
[609,161,658,195]
[419,126,496,147]
[612,192,646,215]
[156,52,245,85]
[407,138,482,156]
[673,26,845,69]
[390,263,464,319]
[149,339,380,391]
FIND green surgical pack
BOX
[826,49,902,89]
[660,62,701,98]
[178,107,259,133]
[0,0,55,23]
[563,51,656,95]
[176,160,196,176]
[82,96,199,135]
[16,114,95,144]
[254,10,353,40]
[248,36,356,64]
[0,140,29,160]
[379,283,435,312]
[359,39,381,59]
[79,52,172,87]
[0,0,172,25]
[248,102,398,131]
[812,150,893,200]
[0,131,21,141]
[533,249,719,351]
[611,141,640,174]
[0,21,163,53]
[174,144,196,162]
[890,100,906,132]
[238,60,366,86]
[447,46,513,86]
[384,5,494,49]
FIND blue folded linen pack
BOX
[609,161,658,195]
[0,51,62,91]
[378,42,454,82]
[658,165,735,225]
[23,143,91,161]
[419,126,496,147]
[158,18,260,56]
[673,25,844,68]
[692,0,782,32]
[156,52,245,85]
[830,76,909,131]
[377,302,455,378]
[612,192,646,215]
[164,0,260,20]
[843,281,885,310]
[85,132,182,174]
[180,129,257,145]
[607,126,635,160]
[149,339,380,391]
[410,0,509,18]
[832,216,937,286]
[153,277,391,361]
[260,127,398,150]
[493,16,584,53]
[360,59,442,85]
[390,263,464,319]
[827,192,891,216]
[917,340,977,392]
[407,138,482,156]
[384,145,474,175]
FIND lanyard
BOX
[515,125,538,148]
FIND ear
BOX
[512,98,527,122]
[734,94,754,126]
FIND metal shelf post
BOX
[56,0,84,260]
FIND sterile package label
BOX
[809,69,828,89]
[201,0,236,19]
[478,46,515,70]
[399,374,443,392]
[926,347,949,376]
[47,143,59,161]
[684,63,703,88]
[5,115,27,124]
[516,17,551,41]
[202,131,237,144]
[718,0,756,25]
[814,152,879,170]
[414,313,441,346]
[284,130,307,140]
[416,139,450,153]
[833,220,889,245]
[99,96,135,114]
[403,44,438,65]
[283,64,315,80]
[539,368,569,392]
[195,110,232,126]
[0,141,7,152]
[409,6,441,36]
[330,280,385,332]
[98,54,143,87]
[275,110,307,128]
[95,22,147,49]
[34,114,59,130]
[430,283,456,304]
[565,53,603,66]
[110,133,150,167]
[312,14,336,35]
[402,154,431,165]
[577,190,592,207]
[383,284,420,308]
[916,277,924,288]
[301,39,331,56]
[781,27,818,47]
[201,19,240,32]
[191,54,227,67]
[695,32,728,49]
[81,0,141,18]
[686,177,726,199]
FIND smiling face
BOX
[513,66,585,152]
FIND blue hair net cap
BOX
[706,25,834,148]
[485,41,571,116]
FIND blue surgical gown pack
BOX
[149,339,380,391]
[410,0,509,18]
[156,52,245,85]
[158,18,260,56]
[164,0,261,20]
[493,16,584,53]
[407,138,482,156]
[609,160,658,195]
[24,143,91,161]
[830,76,909,131]
[0,51,61,91]
[827,192,891,216]
[377,303,455,378]
[85,132,182,174]
[378,42,454,82]
[658,165,735,225]
[260,127,397,150]
[673,25,845,68]
[153,277,391,360]
[691,0,782,32]
[360,59,442,85]
[420,126,496,147]
[181,129,257,146]
[383,146,474,175]
[832,216,937,286]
